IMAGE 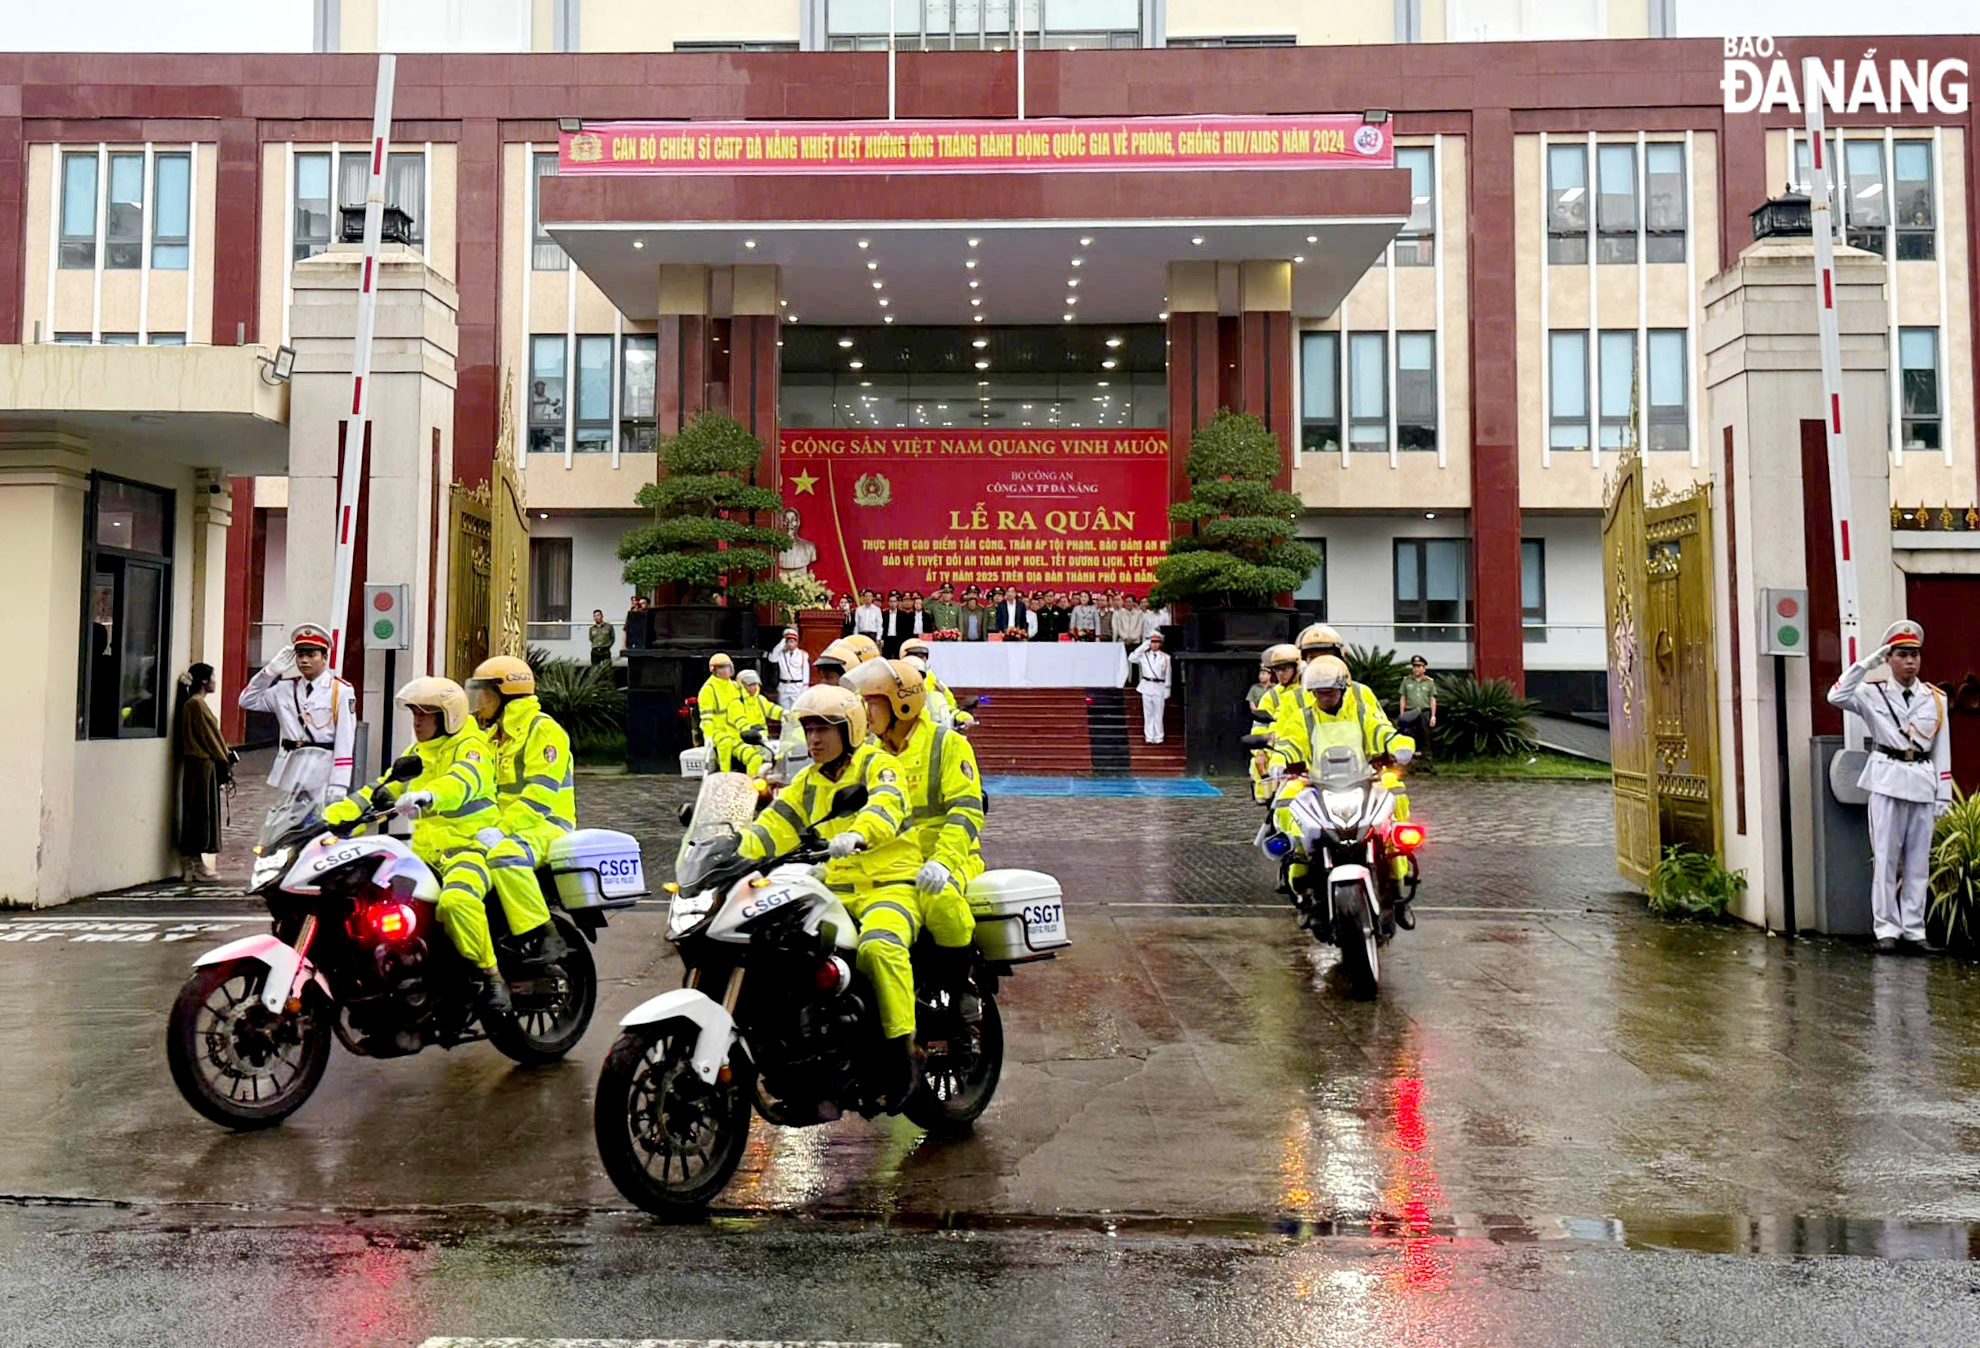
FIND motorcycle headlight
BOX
[249,846,293,891]
[667,888,719,941]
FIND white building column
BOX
[188,469,234,669]
[0,435,91,907]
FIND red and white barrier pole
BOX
[1801,58,1863,666]
[326,53,398,673]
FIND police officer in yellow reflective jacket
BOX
[465,655,563,957]
[1248,643,1306,804]
[1263,656,1416,891]
[731,669,782,771]
[844,658,985,1021]
[1296,623,1386,725]
[325,677,513,1014]
[899,636,975,731]
[696,653,748,771]
[737,683,925,1109]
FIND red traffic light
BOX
[372,590,393,611]
[1774,595,1800,619]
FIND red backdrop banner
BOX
[777,429,1171,601]
[560,115,1392,176]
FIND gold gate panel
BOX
[1602,453,1721,887]
[447,368,530,680]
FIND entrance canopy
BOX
[542,168,1409,325]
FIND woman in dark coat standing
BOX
[173,663,232,882]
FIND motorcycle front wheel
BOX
[593,1026,753,1216]
[166,959,332,1130]
[487,914,597,1065]
[905,990,1004,1138]
[1332,882,1381,1001]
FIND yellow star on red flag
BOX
[790,470,819,495]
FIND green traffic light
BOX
[373,619,394,641]
[1778,625,1800,647]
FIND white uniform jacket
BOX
[239,668,357,799]
[1827,657,1952,806]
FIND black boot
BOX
[874,1034,920,1113]
[941,945,983,1024]
[475,969,513,1019]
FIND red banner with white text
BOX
[776,429,1171,601]
[560,115,1392,176]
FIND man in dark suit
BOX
[992,587,1029,636]
[882,591,914,658]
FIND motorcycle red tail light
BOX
[814,955,851,993]
[367,900,418,942]
[1392,822,1426,851]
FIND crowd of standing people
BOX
[838,585,1170,652]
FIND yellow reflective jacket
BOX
[1267,683,1412,771]
[357,724,501,860]
[487,694,576,842]
[894,716,986,881]
[732,689,781,738]
[696,676,742,750]
[738,740,921,890]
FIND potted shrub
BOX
[1928,789,1980,953]
[617,412,800,647]
[1151,408,1318,651]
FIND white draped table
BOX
[928,641,1131,689]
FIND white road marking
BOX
[0,918,253,944]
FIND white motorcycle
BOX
[166,763,647,1130]
[1253,744,1424,1000]
[592,771,1068,1216]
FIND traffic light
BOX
[1759,588,1807,657]
[363,583,412,650]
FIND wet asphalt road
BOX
[6,760,1980,1345]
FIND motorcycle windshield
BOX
[259,788,326,849]
[675,771,764,885]
[1314,745,1370,790]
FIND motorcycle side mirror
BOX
[1238,733,1272,749]
[678,802,695,828]
[389,753,423,783]
[957,695,983,711]
[828,784,869,818]
[740,727,766,746]
[1249,706,1275,723]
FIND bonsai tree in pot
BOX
[1151,408,1319,650]
[616,411,801,644]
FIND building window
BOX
[825,0,1137,50]
[621,334,658,453]
[1522,539,1546,641]
[1549,331,1589,452]
[574,334,613,452]
[529,335,567,453]
[532,152,566,270]
[104,153,145,269]
[1395,538,1468,643]
[101,333,140,345]
[1395,0,1423,42]
[1598,330,1635,449]
[672,40,802,51]
[1396,333,1436,450]
[1899,328,1940,451]
[79,475,174,740]
[1294,538,1327,620]
[54,332,91,344]
[1792,134,1841,224]
[529,537,573,642]
[148,333,186,346]
[151,152,191,270]
[313,0,341,52]
[1647,330,1688,452]
[1596,144,1637,264]
[293,153,333,260]
[1395,146,1435,266]
[338,152,424,246]
[552,0,579,51]
[60,152,98,269]
[1299,332,1340,454]
[1644,142,1685,264]
[1894,140,1935,260]
[1164,34,1295,47]
[1547,143,1587,265]
[1348,333,1388,452]
[1843,139,1887,255]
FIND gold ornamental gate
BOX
[1602,452,1721,887]
[447,369,530,680]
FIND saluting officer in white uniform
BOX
[1828,619,1953,954]
[772,627,810,713]
[238,622,357,802]
[1129,630,1172,745]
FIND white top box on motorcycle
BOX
[546,829,647,909]
[967,869,1070,964]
